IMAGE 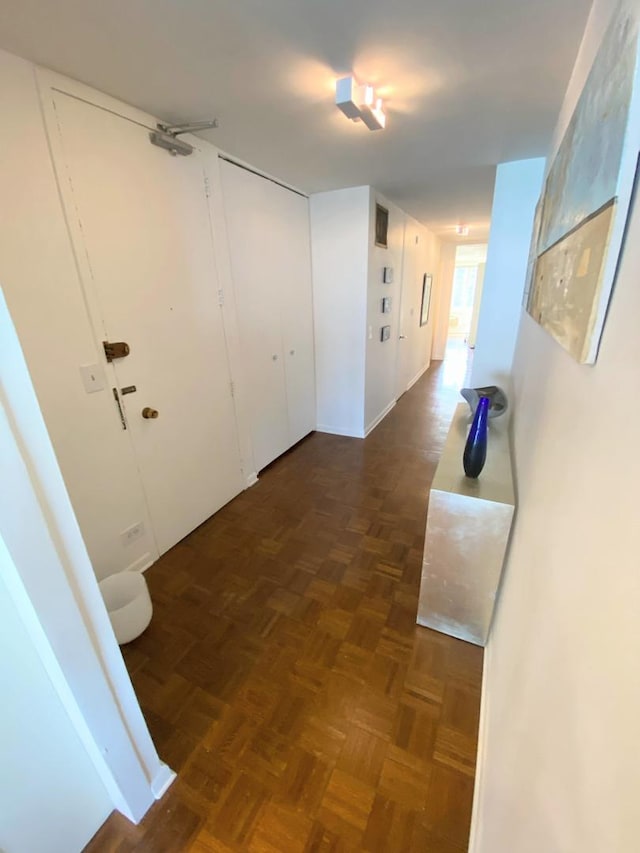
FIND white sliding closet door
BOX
[221,160,315,473]
[50,91,244,555]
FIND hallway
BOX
[87,353,482,852]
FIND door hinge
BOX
[230,381,235,397]
[204,174,211,198]
[218,288,225,306]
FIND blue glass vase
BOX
[463,396,490,478]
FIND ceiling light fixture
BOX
[336,76,386,131]
[456,224,470,236]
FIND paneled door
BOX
[50,91,244,555]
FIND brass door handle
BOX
[142,407,159,419]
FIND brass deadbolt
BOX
[142,407,159,419]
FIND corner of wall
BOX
[469,157,545,390]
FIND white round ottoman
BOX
[99,572,153,645]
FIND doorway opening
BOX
[441,243,487,394]
[447,244,488,348]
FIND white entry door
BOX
[51,92,244,554]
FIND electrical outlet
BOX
[121,521,144,547]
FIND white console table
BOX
[417,403,515,646]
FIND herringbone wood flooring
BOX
[85,352,482,852]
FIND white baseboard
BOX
[468,641,491,853]
[316,423,364,439]
[317,402,397,440]
[364,400,396,437]
[125,553,154,574]
[406,361,430,392]
[245,472,259,487]
[151,762,176,800]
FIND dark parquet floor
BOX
[85,346,482,852]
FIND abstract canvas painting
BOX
[526,2,640,363]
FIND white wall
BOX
[1,286,170,825]
[311,189,442,436]
[0,557,111,853]
[310,186,369,436]
[364,192,405,432]
[468,262,486,349]
[472,2,640,850]
[470,157,545,393]
[395,217,441,395]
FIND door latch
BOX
[112,388,127,430]
[103,340,130,362]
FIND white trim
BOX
[151,763,177,800]
[468,640,491,853]
[0,535,132,821]
[216,151,308,198]
[364,399,396,437]
[316,423,365,439]
[125,552,155,574]
[36,67,166,136]
[203,147,259,488]
[316,403,397,439]
[406,361,430,392]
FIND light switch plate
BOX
[79,363,106,394]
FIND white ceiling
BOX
[0,0,591,241]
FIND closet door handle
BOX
[289,349,295,356]
[272,354,278,361]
